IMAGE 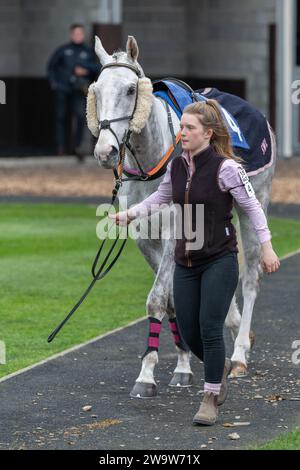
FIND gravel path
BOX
[0,155,300,203]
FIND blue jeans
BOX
[173,251,239,383]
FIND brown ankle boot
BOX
[193,391,218,425]
[217,357,232,406]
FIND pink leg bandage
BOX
[168,318,181,346]
[147,317,162,350]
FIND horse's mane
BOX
[111,51,130,62]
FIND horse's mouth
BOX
[100,161,113,169]
[98,159,118,170]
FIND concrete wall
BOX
[0,0,105,77]
[0,0,21,76]
[0,0,276,116]
[123,0,276,115]
[123,0,186,75]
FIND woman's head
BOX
[181,99,244,162]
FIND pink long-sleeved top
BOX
[127,149,272,244]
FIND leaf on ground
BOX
[223,422,250,428]
[265,394,286,402]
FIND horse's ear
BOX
[94,36,110,64]
[126,35,139,61]
[86,83,99,138]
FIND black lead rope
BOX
[47,177,128,343]
[47,69,184,343]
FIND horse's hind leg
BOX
[225,294,256,377]
[230,209,263,377]
[225,294,242,342]
[229,143,275,378]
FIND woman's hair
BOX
[182,99,245,163]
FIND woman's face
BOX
[180,113,213,153]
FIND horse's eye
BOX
[127,86,136,96]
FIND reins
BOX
[47,155,128,343]
[47,64,183,343]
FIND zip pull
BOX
[185,178,190,190]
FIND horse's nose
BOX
[108,146,119,159]
[94,143,113,161]
[94,144,119,167]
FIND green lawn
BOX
[1,204,300,380]
[252,427,300,450]
[0,203,154,379]
[0,203,300,449]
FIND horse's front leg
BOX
[166,316,193,387]
[130,237,192,398]
[128,232,167,398]
[166,272,193,387]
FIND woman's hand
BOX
[108,210,134,226]
[260,241,280,274]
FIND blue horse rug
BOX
[152,79,274,175]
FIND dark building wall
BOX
[123,0,276,114]
[0,0,276,155]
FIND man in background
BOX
[47,24,100,161]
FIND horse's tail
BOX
[267,119,277,174]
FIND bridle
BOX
[47,62,152,343]
[47,63,178,343]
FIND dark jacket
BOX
[170,144,238,267]
[47,41,100,93]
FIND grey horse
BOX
[86,35,276,398]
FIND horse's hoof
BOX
[250,330,256,349]
[229,361,248,378]
[168,372,193,387]
[130,381,158,398]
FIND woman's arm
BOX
[219,159,280,274]
[108,159,173,225]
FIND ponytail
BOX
[183,99,245,163]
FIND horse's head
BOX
[87,35,153,169]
